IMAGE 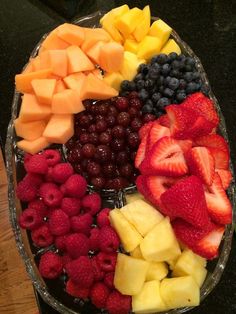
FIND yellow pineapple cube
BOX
[146,262,168,281]
[124,39,139,53]
[149,19,172,47]
[161,39,181,55]
[100,4,129,24]
[103,72,124,91]
[133,5,151,42]
[101,15,123,43]
[120,51,145,81]
[114,253,149,295]
[130,246,144,259]
[126,192,144,204]
[115,7,143,37]
[137,36,162,60]
[166,258,177,270]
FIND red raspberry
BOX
[99,226,120,253]
[97,208,111,227]
[70,213,93,236]
[90,282,110,309]
[61,197,81,216]
[55,235,67,252]
[24,173,43,187]
[25,154,48,174]
[16,179,37,202]
[23,153,32,171]
[31,224,54,247]
[28,199,48,218]
[97,252,117,272]
[64,174,87,198]
[60,184,66,195]
[43,149,61,166]
[52,163,74,183]
[89,227,100,251]
[44,167,54,182]
[19,208,43,230]
[65,233,89,259]
[39,183,63,207]
[48,209,70,236]
[106,291,131,314]
[61,254,72,267]
[104,272,114,289]
[81,192,101,215]
[91,256,105,281]
[66,279,89,299]
[39,251,63,279]
[65,256,94,288]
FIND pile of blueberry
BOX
[120,53,209,117]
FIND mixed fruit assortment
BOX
[13,4,233,314]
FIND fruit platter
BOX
[5,5,235,314]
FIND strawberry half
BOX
[207,147,229,170]
[135,134,148,169]
[216,169,232,190]
[204,173,232,224]
[146,122,170,151]
[194,134,229,152]
[139,121,154,139]
[185,147,215,186]
[157,114,170,128]
[161,175,211,228]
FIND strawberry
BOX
[138,121,154,139]
[140,137,188,177]
[204,173,232,224]
[206,147,229,170]
[216,169,232,190]
[135,134,148,169]
[157,114,170,128]
[161,176,211,228]
[186,115,215,139]
[146,122,170,151]
[193,134,229,152]
[185,147,215,186]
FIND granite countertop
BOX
[0,0,235,313]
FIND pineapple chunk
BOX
[166,258,178,271]
[161,39,181,55]
[130,246,143,259]
[103,72,124,91]
[126,192,144,204]
[160,276,200,309]
[120,51,145,81]
[132,280,167,313]
[149,19,172,47]
[109,208,143,252]
[140,217,181,262]
[101,15,123,43]
[115,7,143,37]
[114,253,149,295]
[120,199,163,236]
[146,262,168,281]
[133,5,151,42]
[124,39,139,53]
[137,36,162,60]
[100,4,129,24]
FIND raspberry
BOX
[52,163,74,183]
[65,233,89,259]
[70,213,93,236]
[61,197,81,217]
[106,290,131,314]
[55,235,67,252]
[99,226,120,253]
[43,149,61,166]
[60,184,66,195]
[104,272,114,289]
[66,279,89,299]
[16,179,37,202]
[19,208,43,230]
[24,173,43,187]
[44,167,54,182]
[39,251,63,279]
[90,282,110,309]
[25,154,48,174]
[64,174,87,198]
[28,199,48,218]
[31,224,54,247]
[39,183,63,207]
[89,227,100,251]
[23,153,32,171]
[97,252,117,272]
[48,209,70,236]
[61,254,72,267]
[91,256,105,281]
[65,256,94,287]
[81,193,101,215]
[97,208,111,227]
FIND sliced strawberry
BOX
[140,137,188,177]
[157,114,170,128]
[194,134,229,152]
[185,147,215,186]
[204,173,232,224]
[135,134,148,169]
[139,121,154,139]
[147,122,170,151]
[207,147,229,170]
[216,169,232,190]
[177,139,192,153]
[186,115,215,139]
[161,175,211,228]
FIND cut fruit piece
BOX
[124,39,139,53]
[101,12,124,43]
[137,36,162,60]
[52,89,85,114]
[86,41,104,64]
[120,51,144,81]
[43,114,74,144]
[81,28,111,52]
[135,133,148,169]
[216,169,232,190]
[157,114,170,128]
[67,45,95,73]
[149,19,172,47]
[40,50,68,77]
[23,62,34,74]
[100,4,130,25]
[31,79,56,105]
[147,122,170,151]
[146,262,168,281]
[207,147,229,170]
[14,118,47,141]
[31,56,41,71]
[126,193,144,204]
[99,42,124,72]
[139,121,154,139]
[19,94,51,122]
[115,7,143,37]
[55,80,67,93]
[41,30,69,50]
[133,5,151,42]
[17,137,49,154]
[56,23,85,46]
[114,253,149,296]
[63,72,86,95]
[160,39,181,55]
[130,246,143,259]
[103,72,124,91]
[15,69,52,93]
[194,134,228,152]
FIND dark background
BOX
[0,0,236,313]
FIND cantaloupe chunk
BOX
[15,69,52,93]
[80,73,118,100]
[55,80,67,93]
[41,30,69,50]
[52,89,85,114]
[63,72,86,94]
[22,62,34,74]
[31,56,42,71]
[14,118,47,141]
[17,137,50,154]
[31,79,56,105]
[90,69,103,80]
[43,114,74,144]
[40,50,67,77]
[81,28,111,52]
[19,94,52,122]
[99,42,124,72]
[67,45,95,74]
[57,23,85,46]
[86,41,104,65]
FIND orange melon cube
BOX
[41,30,69,50]
[82,28,111,52]
[15,69,52,93]
[86,41,104,65]
[52,89,85,114]
[63,72,86,94]
[17,137,50,154]
[80,73,118,100]
[43,114,74,144]
[57,23,85,46]
[40,50,67,77]
[14,118,47,141]
[99,42,124,72]
[90,69,103,80]
[67,45,95,73]
[31,79,57,105]
[31,56,42,71]
[22,62,34,74]
[19,94,51,122]
[55,79,67,93]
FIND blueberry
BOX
[201,84,210,95]
[155,54,168,65]
[136,79,145,90]
[183,72,194,82]
[176,92,187,103]
[186,82,199,94]
[157,97,171,109]
[120,80,131,91]
[161,63,171,76]
[142,103,153,113]
[192,72,200,80]
[148,67,160,79]
[153,108,165,117]
[169,52,178,61]
[150,85,157,94]
[168,77,179,90]
[150,55,159,64]
[178,79,187,90]
[156,76,164,86]
[159,86,164,93]
[163,87,174,98]
[164,76,171,86]
[138,64,149,75]
[184,64,193,72]
[177,54,186,62]
[172,60,181,69]
[139,89,149,101]
[129,81,136,91]
[145,99,154,107]
[119,91,130,97]
[170,69,181,78]
[134,73,144,82]
[144,79,154,90]
[185,57,195,67]
[152,92,162,103]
